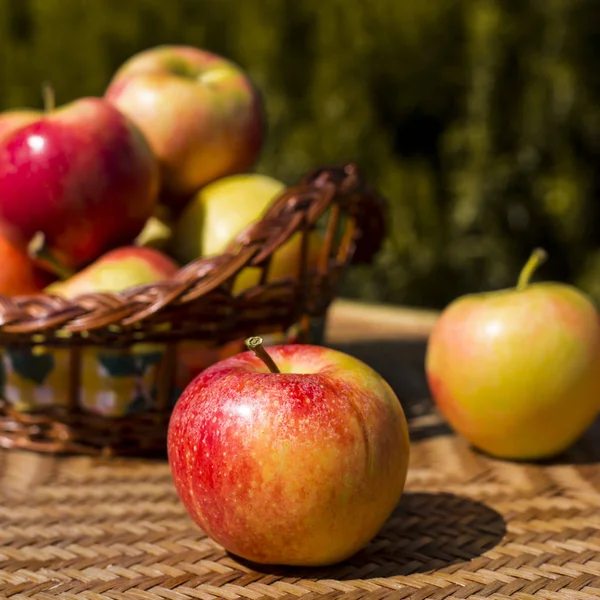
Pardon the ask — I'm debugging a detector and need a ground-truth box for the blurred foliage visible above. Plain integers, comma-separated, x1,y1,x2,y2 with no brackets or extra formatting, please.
1,0,600,309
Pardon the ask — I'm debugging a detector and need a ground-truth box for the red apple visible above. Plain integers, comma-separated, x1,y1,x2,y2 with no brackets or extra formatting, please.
45,246,180,299
426,249,600,460
105,45,264,204
0,110,40,144
0,97,160,270
167,337,410,566
0,232,53,296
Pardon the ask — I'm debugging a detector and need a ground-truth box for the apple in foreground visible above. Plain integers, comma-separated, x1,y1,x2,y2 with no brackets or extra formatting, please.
167,337,410,566
425,249,600,460
0,97,159,270
170,173,322,294
45,246,180,299
105,45,264,204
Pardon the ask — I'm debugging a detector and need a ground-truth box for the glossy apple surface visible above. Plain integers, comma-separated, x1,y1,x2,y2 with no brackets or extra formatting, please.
0,110,40,144
0,98,159,270
46,246,179,298
167,342,410,566
426,250,600,460
105,45,264,203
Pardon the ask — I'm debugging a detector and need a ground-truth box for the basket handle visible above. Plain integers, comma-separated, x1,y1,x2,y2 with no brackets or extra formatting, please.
300,162,387,265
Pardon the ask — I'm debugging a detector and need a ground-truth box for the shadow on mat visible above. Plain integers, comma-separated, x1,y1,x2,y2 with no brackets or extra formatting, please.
231,491,507,580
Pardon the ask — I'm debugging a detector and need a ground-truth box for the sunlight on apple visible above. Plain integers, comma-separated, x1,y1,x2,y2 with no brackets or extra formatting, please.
483,320,503,339
27,135,46,153
168,340,410,566
426,249,600,460
233,403,253,419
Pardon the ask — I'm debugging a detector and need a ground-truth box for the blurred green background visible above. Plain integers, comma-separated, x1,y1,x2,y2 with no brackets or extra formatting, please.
1,0,600,310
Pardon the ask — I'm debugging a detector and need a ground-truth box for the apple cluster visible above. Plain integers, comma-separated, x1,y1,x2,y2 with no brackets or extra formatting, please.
0,45,412,569
0,45,296,300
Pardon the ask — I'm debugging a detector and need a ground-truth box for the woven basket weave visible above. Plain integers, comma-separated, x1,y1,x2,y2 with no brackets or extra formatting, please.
0,162,386,456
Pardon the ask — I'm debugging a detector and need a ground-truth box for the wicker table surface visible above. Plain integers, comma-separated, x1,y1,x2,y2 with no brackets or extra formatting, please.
0,300,599,600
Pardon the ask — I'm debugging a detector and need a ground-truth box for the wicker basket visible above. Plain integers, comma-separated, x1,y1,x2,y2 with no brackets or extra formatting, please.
0,163,386,456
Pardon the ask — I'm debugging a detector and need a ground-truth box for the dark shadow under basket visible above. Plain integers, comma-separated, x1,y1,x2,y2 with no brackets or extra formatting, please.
0,163,386,456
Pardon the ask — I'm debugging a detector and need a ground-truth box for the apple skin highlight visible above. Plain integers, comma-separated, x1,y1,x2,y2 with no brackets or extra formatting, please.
167,344,409,567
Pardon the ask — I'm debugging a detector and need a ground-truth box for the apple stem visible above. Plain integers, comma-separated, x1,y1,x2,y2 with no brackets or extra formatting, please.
245,336,281,374
28,232,74,281
42,82,55,113
516,248,548,291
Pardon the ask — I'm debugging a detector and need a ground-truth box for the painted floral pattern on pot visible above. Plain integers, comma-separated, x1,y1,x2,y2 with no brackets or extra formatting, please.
0,326,301,417
0,346,71,411
0,344,167,417
80,343,165,417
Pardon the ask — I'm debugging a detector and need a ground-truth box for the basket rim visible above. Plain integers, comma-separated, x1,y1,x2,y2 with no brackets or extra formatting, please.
0,162,386,342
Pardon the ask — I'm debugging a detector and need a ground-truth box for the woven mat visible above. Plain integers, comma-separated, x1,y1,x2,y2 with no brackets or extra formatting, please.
0,410,598,600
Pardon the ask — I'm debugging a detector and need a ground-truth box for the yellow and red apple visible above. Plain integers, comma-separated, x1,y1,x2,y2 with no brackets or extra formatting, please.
105,45,264,206
167,338,410,566
45,245,180,299
426,249,600,460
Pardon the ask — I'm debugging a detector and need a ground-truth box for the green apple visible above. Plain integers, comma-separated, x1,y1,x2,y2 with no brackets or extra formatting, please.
425,249,600,460
172,173,284,261
135,204,174,251
171,173,321,294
